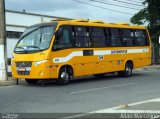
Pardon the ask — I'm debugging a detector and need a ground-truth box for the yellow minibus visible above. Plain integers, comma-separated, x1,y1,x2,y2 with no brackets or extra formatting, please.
11,19,151,85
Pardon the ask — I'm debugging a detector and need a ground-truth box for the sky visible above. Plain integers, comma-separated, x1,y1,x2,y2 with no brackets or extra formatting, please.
5,0,145,23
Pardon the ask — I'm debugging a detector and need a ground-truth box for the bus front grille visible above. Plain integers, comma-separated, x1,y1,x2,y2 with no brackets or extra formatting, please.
17,71,30,75
16,62,32,67
16,62,32,75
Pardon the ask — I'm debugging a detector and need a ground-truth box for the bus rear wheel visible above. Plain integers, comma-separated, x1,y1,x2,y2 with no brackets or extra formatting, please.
25,79,38,85
57,67,72,85
118,63,133,77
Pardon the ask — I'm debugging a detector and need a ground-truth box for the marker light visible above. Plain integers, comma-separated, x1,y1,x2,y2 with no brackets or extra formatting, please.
34,60,47,67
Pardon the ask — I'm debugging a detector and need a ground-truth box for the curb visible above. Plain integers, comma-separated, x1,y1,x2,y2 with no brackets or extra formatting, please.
140,65,160,70
0,78,26,86
0,79,17,86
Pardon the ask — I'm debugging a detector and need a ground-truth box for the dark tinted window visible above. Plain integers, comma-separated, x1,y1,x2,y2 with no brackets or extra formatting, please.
135,30,147,46
54,26,72,49
105,28,110,46
7,31,23,38
91,27,106,47
73,26,90,47
110,28,122,46
122,29,135,46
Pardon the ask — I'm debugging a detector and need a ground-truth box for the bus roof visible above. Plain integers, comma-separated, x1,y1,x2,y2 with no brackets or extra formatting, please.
28,22,58,29
28,19,146,30
55,19,146,29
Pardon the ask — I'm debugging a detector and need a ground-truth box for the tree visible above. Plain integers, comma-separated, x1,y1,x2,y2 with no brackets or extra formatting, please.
130,0,160,44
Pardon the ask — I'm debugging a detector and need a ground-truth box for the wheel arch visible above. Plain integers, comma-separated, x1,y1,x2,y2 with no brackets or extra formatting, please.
124,60,134,69
58,64,74,77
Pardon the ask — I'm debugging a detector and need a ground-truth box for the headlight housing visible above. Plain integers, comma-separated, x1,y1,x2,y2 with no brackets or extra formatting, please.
34,60,47,67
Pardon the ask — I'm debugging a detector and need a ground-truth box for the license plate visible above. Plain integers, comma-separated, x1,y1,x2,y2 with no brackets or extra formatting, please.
18,67,26,72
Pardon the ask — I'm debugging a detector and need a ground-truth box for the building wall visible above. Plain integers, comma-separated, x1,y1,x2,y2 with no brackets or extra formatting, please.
6,10,70,76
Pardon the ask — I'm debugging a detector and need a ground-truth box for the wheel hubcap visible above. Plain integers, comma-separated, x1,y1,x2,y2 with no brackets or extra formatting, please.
61,72,69,82
126,66,131,75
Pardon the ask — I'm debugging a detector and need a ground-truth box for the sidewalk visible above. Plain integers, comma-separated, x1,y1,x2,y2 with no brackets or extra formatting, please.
142,64,160,70
134,64,160,72
0,77,25,86
0,64,160,86
0,78,18,86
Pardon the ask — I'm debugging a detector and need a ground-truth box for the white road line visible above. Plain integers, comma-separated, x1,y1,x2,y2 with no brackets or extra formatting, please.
91,110,160,113
127,98,160,107
62,113,91,119
70,83,135,94
62,98,160,119
62,110,160,119
91,97,160,113
134,69,160,72
141,70,160,73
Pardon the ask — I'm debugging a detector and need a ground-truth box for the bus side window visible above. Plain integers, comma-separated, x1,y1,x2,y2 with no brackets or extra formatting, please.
105,28,110,46
73,26,90,48
53,26,72,50
135,30,146,46
110,28,122,47
91,27,106,47
122,29,134,46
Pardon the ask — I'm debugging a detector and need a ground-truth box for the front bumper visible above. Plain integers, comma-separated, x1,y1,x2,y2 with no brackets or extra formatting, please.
11,60,51,79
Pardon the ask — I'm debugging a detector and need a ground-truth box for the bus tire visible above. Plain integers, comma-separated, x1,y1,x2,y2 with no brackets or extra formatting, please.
94,73,105,78
57,67,72,85
25,79,38,85
118,63,133,77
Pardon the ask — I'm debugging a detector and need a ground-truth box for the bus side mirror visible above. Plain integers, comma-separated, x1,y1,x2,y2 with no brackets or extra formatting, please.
55,27,63,42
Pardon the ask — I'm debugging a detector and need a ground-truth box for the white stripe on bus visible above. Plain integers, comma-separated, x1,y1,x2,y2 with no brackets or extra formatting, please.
53,48,149,63
53,51,83,63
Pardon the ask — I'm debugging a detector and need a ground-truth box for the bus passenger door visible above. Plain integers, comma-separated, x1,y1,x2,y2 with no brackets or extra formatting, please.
51,25,73,78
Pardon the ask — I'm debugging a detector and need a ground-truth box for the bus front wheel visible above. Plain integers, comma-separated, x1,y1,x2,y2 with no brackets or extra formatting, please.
57,67,72,85
118,63,133,77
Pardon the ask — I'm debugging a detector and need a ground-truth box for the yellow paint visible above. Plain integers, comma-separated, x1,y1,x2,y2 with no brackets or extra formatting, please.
11,19,152,80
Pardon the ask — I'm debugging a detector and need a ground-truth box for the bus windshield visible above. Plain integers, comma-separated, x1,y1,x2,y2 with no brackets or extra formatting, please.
14,25,56,53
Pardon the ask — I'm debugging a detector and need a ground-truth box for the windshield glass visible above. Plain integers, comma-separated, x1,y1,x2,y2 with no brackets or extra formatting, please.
14,25,56,53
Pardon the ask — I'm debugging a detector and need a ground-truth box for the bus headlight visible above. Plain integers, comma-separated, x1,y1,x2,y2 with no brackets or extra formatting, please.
34,60,47,67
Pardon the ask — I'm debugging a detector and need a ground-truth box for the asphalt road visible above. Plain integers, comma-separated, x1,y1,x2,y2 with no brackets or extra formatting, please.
0,69,160,118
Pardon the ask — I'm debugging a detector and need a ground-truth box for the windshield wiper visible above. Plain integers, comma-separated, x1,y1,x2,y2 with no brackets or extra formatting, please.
14,46,27,53
26,46,41,51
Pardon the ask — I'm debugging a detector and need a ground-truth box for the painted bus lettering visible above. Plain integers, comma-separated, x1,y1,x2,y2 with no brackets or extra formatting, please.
111,50,127,54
